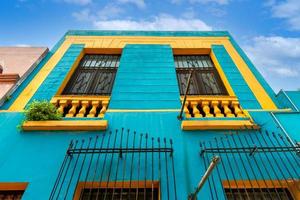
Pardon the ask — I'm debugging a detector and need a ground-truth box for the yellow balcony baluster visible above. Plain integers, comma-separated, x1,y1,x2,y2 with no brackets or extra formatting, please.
76,100,89,118
184,101,191,118
66,100,79,117
57,100,68,114
191,101,202,118
221,100,235,117
232,101,245,117
202,101,213,117
211,100,224,117
87,100,99,117
98,100,108,118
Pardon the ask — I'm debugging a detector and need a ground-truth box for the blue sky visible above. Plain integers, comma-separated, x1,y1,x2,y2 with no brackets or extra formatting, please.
0,0,299,92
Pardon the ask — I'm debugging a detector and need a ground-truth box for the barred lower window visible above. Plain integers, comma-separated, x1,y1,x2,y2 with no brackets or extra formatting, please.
80,187,159,200
225,188,294,200
63,54,120,95
175,55,227,95
0,190,24,200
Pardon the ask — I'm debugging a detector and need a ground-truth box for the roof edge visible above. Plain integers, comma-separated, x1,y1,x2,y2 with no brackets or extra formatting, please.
65,30,230,37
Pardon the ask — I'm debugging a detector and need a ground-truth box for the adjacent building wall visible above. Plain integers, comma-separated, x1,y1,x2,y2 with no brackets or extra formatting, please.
0,47,48,104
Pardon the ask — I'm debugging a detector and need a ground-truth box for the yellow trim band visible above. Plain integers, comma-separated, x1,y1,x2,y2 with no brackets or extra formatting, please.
181,120,259,130
107,109,180,113
22,120,108,131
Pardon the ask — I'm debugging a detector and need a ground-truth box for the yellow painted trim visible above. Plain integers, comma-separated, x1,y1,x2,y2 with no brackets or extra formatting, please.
107,109,180,113
51,95,110,102
22,120,108,131
245,108,292,112
210,51,235,96
222,39,277,109
172,48,211,55
9,40,73,111
10,35,277,111
181,120,259,130
84,48,123,54
180,95,238,101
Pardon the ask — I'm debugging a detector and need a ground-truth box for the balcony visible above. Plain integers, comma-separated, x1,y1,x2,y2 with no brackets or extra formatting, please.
181,95,247,118
50,95,110,118
180,96,259,130
21,96,109,131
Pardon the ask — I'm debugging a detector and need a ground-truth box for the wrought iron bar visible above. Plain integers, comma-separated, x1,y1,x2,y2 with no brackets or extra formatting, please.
177,70,193,120
50,129,177,200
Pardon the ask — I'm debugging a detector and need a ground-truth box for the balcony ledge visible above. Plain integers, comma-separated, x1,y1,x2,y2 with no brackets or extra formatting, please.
22,120,108,131
181,119,259,130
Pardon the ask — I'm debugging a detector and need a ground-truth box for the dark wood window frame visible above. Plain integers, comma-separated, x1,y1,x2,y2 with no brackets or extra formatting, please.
175,55,228,95
63,54,120,95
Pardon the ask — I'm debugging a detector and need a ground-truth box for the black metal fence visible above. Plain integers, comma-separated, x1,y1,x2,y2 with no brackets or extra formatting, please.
49,128,177,200
200,130,300,200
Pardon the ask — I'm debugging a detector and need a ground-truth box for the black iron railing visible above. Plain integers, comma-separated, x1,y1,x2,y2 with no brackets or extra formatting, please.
49,129,177,200
200,130,300,200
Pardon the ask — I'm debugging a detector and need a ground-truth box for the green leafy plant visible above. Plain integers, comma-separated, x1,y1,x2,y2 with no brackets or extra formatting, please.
24,100,62,121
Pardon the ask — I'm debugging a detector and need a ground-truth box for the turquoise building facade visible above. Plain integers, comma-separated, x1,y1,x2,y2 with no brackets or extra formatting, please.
0,31,299,200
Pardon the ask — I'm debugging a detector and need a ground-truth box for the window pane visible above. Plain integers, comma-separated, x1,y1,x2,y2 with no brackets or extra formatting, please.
175,55,227,95
63,54,120,95
68,71,94,94
92,70,116,94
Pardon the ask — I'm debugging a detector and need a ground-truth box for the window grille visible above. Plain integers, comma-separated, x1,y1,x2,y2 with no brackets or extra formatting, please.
0,190,24,200
175,55,227,95
225,188,293,200
63,54,120,95
49,128,177,200
80,187,159,200
199,130,300,199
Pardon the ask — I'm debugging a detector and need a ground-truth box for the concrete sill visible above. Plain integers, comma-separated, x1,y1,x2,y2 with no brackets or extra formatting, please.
181,120,259,131
22,120,108,131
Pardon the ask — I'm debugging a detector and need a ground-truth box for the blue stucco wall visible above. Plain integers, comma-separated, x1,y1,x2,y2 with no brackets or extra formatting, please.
110,44,181,109
212,45,261,109
27,44,84,104
284,91,300,111
274,112,300,141
0,110,297,199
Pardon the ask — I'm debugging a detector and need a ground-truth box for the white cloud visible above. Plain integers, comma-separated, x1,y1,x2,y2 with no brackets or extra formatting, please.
97,4,124,20
72,9,93,21
62,0,91,5
118,0,146,9
189,0,230,5
269,0,300,30
243,36,300,78
72,4,124,22
93,14,212,31
171,0,230,5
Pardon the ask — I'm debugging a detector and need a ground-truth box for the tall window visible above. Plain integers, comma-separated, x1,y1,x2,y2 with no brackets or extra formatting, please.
63,54,120,95
175,55,227,95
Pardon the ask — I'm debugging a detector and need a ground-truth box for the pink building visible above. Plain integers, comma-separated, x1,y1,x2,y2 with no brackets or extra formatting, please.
0,47,48,105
